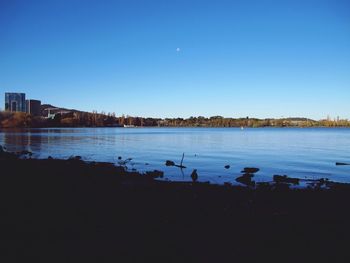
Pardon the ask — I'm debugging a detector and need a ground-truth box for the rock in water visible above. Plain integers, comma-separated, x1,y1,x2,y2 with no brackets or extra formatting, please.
273,175,299,185
241,167,259,174
145,170,164,178
236,173,255,187
191,169,198,182
165,160,175,166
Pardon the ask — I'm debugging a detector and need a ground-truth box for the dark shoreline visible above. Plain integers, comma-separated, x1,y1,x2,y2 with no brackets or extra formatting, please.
1,151,350,262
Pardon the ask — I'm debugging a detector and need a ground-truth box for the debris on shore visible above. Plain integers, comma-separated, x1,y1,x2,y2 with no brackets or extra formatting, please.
236,167,260,187
273,174,300,185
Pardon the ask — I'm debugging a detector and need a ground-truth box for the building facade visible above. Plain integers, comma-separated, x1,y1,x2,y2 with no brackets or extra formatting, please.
5,93,26,112
26,99,41,116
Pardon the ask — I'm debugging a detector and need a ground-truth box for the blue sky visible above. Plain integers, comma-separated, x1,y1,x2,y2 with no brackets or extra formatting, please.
0,0,349,119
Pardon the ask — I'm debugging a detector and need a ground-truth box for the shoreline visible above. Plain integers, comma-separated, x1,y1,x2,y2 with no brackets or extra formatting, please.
1,150,350,261
2,125,350,129
1,148,348,188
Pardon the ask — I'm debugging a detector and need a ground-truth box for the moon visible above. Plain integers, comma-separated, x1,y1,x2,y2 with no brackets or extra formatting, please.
176,47,181,52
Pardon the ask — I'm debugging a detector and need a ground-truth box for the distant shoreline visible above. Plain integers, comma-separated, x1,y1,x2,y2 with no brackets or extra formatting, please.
1,125,350,130
1,111,350,128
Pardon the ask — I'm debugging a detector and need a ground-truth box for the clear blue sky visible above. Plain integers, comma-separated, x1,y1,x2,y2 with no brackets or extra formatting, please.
1,0,349,119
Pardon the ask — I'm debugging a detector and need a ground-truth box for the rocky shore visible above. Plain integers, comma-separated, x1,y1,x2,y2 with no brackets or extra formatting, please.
1,149,350,262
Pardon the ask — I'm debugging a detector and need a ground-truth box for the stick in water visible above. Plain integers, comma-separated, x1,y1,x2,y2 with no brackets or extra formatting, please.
174,153,186,169
180,152,184,167
336,162,350,166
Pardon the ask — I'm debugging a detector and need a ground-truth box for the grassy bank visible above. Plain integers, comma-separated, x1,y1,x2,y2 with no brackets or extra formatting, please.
1,151,350,262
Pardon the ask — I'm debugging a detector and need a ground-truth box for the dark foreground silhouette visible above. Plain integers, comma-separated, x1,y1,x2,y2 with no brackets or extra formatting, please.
1,152,350,262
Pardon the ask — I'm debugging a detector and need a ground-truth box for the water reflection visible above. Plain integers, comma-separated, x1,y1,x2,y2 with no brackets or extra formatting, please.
2,129,43,154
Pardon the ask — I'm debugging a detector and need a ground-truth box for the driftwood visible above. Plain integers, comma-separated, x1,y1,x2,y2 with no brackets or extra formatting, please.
175,153,186,168
165,153,186,169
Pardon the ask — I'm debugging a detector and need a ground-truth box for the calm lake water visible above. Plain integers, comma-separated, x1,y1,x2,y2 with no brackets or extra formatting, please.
1,127,349,184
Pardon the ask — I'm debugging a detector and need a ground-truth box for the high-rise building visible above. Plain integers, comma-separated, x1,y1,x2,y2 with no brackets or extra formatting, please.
5,93,26,112
26,99,41,116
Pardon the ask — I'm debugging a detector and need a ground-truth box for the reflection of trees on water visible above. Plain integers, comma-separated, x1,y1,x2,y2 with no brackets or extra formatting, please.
1,129,65,157
1,129,76,155
0,128,122,159
2,129,43,154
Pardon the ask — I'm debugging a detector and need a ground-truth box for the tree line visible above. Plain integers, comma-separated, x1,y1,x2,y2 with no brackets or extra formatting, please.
1,111,350,128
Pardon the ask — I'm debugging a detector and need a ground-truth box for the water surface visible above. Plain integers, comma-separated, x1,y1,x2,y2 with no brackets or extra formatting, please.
1,127,349,184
